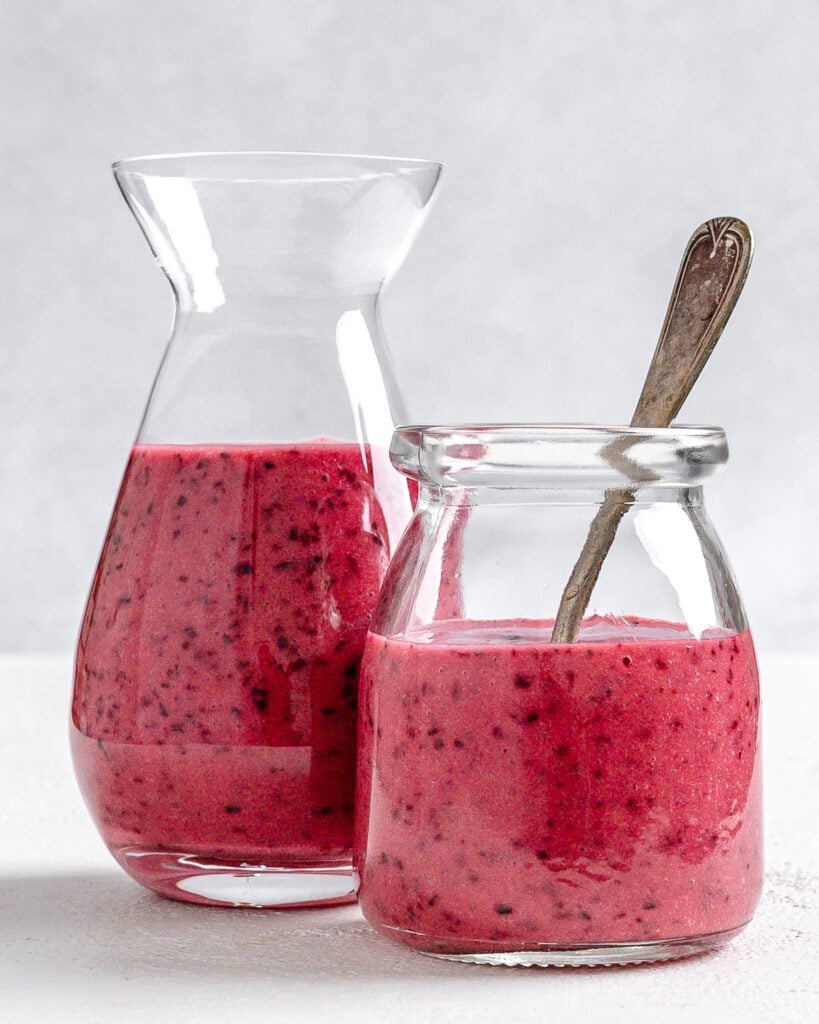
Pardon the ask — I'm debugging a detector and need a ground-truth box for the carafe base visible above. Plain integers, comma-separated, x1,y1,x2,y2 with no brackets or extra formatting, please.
113,847,357,908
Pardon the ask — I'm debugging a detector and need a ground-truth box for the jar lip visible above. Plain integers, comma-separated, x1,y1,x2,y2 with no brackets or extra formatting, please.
391,423,729,488
395,422,726,441
112,151,444,183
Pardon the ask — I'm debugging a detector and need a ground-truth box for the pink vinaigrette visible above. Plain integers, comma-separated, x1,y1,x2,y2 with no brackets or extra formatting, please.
73,443,393,904
356,619,762,958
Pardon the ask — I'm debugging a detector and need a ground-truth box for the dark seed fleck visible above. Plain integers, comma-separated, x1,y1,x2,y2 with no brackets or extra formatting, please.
251,687,269,711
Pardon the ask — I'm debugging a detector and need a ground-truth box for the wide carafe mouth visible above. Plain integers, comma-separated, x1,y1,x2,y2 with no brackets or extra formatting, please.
112,151,444,303
112,150,443,183
390,424,729,488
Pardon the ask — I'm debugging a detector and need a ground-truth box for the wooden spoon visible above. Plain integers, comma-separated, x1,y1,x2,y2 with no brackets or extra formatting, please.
550,217,754,644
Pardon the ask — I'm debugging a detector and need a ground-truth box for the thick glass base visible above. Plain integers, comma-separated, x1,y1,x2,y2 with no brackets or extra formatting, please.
397,924,747,967
114,847,357,908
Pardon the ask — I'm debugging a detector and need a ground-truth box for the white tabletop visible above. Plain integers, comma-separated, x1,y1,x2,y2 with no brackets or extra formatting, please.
1,652,816,1023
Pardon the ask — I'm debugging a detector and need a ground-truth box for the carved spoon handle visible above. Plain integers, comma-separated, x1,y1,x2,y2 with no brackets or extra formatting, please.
550,217,754,645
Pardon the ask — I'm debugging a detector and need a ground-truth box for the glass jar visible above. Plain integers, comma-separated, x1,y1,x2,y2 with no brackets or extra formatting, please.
354,425,762,965
70,152,442,907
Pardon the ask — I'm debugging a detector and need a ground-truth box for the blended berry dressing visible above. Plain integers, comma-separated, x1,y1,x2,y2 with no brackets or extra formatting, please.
72,442,400,901
355,618,762,954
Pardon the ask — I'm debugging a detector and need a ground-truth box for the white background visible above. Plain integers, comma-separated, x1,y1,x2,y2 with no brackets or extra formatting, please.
2,0,818,650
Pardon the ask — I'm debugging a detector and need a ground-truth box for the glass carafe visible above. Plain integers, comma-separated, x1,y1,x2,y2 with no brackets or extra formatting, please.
71,152,443,907
355,425,763,964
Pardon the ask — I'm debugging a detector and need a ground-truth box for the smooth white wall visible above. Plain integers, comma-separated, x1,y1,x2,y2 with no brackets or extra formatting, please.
2,0,816,651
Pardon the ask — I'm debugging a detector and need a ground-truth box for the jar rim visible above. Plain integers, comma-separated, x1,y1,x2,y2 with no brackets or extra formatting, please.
391,423,729,488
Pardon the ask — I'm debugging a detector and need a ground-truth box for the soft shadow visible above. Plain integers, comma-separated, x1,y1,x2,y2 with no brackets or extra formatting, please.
1,870,729,993
0,870,464,984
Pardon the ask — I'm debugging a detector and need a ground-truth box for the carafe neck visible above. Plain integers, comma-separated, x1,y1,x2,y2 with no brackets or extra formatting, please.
137,293,405,446
114,153,442,446
171,291,380,336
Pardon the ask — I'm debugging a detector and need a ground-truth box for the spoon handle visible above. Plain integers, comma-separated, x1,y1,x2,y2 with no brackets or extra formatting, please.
631,218,753,426
550,217,753,644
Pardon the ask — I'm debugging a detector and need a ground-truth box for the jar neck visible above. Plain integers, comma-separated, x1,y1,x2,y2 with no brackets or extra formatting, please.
420,484,705,508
